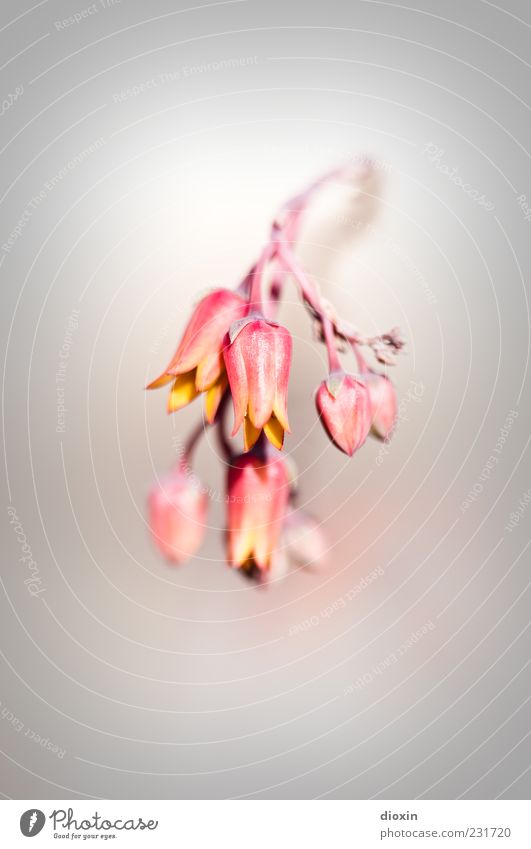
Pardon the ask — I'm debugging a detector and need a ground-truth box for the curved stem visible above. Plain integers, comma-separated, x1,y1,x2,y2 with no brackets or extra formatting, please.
248,242,276,313
352,341,369,374
237,161,403,365
322,313,342,374
246,163,352,314
278,240,402,365
276,240,342,372
277,163,349,229
275,241,323,318
215,391,235,464
236,264,255,298
178,420,205,470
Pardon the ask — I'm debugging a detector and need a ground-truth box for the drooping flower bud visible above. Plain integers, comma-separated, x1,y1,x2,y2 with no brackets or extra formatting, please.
148,465,208,564
316,372,371,456
282,510,328,569
147,288,247,423
224,317,292,451
227,453,289,571
364,372,397,441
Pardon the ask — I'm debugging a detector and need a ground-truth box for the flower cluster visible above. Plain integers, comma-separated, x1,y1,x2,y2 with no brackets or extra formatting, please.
146,163,403,583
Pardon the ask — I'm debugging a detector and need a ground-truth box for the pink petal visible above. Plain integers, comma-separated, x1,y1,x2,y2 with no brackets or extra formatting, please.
223,332,249,436
272,323,292,431
244,321,276,430
226,455,289,569
165,289,246,375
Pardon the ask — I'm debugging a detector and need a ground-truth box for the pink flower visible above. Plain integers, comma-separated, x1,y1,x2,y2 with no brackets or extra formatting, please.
223,317,292,451
147,289,247,423
148,466,208,563
282,510,328,569
316,372,371,456
227,453,289,571
364,373,397,440
144,165,407,584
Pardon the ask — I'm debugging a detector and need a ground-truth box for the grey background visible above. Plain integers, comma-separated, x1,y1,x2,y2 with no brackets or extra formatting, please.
1,0,530,800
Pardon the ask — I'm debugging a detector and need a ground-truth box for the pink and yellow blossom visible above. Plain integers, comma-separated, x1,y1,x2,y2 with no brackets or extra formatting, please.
227,453,289,571
224,317,292,451
147,288,247,423
145,164,405,582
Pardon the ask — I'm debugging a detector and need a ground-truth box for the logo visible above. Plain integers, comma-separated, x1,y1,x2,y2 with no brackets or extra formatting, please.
20,809,46,837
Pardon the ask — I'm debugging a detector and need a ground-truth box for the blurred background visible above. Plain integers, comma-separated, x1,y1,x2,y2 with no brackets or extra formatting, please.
1,0,530,799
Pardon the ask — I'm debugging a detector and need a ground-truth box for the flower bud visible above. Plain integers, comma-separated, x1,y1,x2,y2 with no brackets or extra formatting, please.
315,372,371,456
364,373,397,441
148,466,208,564
224,317,292,451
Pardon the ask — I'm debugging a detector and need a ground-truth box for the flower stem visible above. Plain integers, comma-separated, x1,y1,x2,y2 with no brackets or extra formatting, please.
276,240,342,372
248,242,276,313
352,342,369,373
179,420,205,469
215,391,235,463
322,313,342,374
275,241,323,317
245,163,349,314
240,162,403,365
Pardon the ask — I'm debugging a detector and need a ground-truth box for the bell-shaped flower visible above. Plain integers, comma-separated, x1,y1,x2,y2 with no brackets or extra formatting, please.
148,465,208,563
147,288,247,423
316,372,371,456
227,453,289,571
223,317,292,451
364,372,397,441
